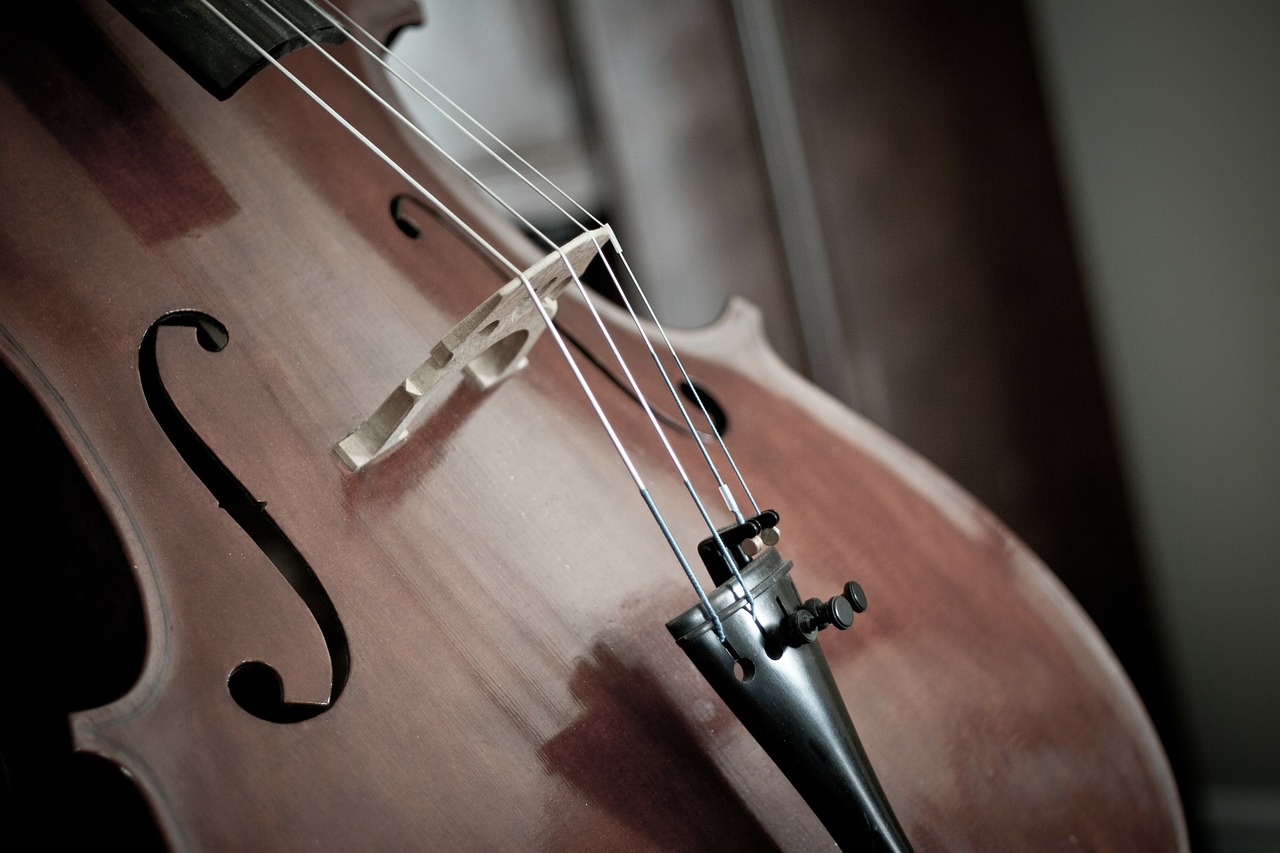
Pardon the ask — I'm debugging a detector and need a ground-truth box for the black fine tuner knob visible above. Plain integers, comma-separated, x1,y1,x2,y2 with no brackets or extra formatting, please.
780,607,820,646
823,595,855,629
775,581,869,648
843,581,868,613
809,595,855,630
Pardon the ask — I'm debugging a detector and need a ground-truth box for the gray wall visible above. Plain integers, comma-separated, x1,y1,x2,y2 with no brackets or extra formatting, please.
1028,0,1280,845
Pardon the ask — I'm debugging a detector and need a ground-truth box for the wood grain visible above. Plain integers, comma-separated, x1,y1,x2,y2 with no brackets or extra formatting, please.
0,1,1185,849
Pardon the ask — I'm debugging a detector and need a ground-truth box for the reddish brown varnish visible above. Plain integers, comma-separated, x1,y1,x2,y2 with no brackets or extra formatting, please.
0,1,1186,850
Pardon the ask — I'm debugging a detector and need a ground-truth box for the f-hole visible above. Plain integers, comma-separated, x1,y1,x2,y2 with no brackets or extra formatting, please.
390,194,423,239
679,380,728,436
139,310,349,723
391,193,510,278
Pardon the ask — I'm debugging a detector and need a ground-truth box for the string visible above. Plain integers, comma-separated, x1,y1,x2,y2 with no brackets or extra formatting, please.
257,0,753,612
197,0,783,637
310,0,763,520
194,0,729,641
301,0,768,616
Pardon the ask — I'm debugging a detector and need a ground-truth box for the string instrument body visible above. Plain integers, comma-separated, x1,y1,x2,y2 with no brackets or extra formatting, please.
0,1,1185,849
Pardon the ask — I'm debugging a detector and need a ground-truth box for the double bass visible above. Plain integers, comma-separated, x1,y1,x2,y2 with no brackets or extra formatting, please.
0,0,1186,849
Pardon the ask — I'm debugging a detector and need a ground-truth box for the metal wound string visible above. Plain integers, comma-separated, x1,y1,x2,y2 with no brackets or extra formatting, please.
197,0,728,641
294,0,759,607
261,0,752,610
312,0,763,521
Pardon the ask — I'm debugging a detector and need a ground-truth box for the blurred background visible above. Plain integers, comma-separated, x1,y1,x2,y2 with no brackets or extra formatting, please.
389,1,1279,849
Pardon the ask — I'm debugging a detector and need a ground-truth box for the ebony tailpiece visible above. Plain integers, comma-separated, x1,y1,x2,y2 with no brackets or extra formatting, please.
667,513,912,852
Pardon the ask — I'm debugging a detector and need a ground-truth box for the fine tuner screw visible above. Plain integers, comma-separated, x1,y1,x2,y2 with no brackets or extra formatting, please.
778,581,869,648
